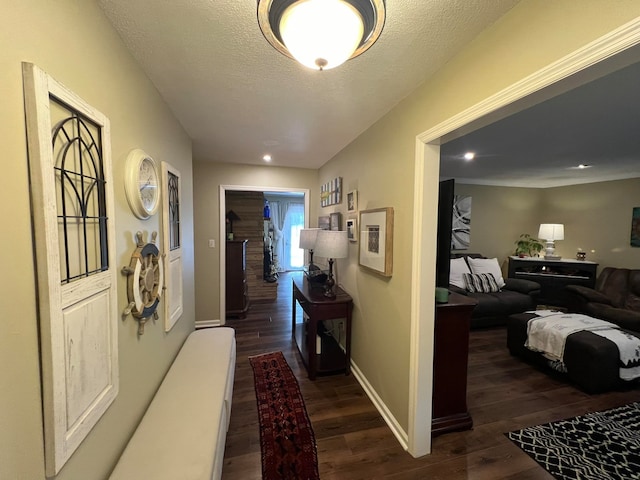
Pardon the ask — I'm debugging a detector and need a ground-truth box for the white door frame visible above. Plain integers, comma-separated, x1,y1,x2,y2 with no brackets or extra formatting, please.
218,185,310,325
408,18,640,456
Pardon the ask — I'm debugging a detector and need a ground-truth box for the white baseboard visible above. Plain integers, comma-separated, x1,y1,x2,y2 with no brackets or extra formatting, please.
195,319,221,329
350,360,409,450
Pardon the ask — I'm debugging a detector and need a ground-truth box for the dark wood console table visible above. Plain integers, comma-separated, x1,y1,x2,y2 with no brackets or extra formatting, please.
292,276,353,380
432,291,477,436
508,256,598,307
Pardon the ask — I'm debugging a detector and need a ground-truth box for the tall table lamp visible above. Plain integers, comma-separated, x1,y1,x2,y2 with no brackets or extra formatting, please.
299,228,321,270
538,223,564,260
314,230,349,298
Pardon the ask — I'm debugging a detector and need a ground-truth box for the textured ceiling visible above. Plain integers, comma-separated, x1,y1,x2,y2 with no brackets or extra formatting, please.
97,0,521,169
97,0,638,187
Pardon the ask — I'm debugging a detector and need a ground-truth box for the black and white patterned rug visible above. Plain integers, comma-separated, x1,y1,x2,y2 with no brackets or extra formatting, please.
507,402,640,479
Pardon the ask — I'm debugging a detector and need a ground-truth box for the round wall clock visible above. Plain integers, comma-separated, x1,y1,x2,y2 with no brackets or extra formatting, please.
124,149,160,219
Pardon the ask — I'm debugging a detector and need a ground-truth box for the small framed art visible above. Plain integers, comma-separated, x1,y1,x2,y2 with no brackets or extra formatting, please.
346,217,357,242
318,216,330,230
347,190,358,213
359,207,394,276
330,212,342,231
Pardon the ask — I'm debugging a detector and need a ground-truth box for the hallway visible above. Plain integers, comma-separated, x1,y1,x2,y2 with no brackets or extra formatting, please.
222,272,410,479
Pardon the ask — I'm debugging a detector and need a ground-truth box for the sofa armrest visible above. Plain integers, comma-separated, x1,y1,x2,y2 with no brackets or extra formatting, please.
589,304,640,333
565,284,613,305
504,278,541,295
448,285,468,296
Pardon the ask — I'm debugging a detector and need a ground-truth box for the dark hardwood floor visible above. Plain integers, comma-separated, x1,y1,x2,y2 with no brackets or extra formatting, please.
222,272,640,479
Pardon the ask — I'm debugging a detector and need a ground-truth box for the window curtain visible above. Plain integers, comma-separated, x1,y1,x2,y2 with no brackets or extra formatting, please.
269,200,284,272
267,199,305,272
281,202,305,270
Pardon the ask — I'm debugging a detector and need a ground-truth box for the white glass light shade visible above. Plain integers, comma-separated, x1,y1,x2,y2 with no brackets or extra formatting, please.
314,230,349,259
280,0,364,70
538,223,565,241
299,228,321,249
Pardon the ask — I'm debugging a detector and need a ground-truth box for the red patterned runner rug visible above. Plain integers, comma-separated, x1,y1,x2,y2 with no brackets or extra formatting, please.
249,351,320,480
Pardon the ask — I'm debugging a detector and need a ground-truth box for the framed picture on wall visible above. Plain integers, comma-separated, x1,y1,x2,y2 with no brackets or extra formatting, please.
318,216,331,230
321,177,342,207
359,207,394,277
632,207,640,247
346,217,357,242
330,212,342,231
347,190,358,213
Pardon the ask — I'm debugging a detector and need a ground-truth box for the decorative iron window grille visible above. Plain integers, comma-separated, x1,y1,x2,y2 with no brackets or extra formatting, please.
51,97,108,284
168,171,181,250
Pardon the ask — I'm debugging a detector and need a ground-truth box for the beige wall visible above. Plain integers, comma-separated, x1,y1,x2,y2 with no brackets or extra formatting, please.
1,2,194,479
193,161,318,322
454,179,640,275
320,1,640,432
543,178,640,269
453,184,543,270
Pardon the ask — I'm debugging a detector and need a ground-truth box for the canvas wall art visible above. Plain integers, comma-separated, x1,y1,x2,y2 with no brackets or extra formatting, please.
321,177,342,207
451,195,472,250
631,207,640,247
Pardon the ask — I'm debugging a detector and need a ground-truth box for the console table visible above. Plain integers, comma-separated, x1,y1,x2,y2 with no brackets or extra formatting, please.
508,256,598,308
432,292,477,436
292,276,353,380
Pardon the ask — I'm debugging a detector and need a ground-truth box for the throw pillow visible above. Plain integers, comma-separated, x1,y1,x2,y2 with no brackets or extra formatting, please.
467,257,506,288
450,257,471,289
463,273,501,293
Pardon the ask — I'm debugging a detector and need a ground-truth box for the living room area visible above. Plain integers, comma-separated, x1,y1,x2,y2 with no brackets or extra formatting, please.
430,48,640,476
448,177,640,280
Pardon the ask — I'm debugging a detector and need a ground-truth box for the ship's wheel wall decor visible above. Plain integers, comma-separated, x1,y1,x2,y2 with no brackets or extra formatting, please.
122,231,164,335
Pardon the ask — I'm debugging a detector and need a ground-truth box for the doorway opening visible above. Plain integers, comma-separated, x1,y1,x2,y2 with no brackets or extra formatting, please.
219,185,310,325
409,21,640,458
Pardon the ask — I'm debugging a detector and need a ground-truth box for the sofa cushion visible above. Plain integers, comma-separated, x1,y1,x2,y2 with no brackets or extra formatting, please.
450,257,471,289
465,292,504,318
463,273,500,293
467,257,506,288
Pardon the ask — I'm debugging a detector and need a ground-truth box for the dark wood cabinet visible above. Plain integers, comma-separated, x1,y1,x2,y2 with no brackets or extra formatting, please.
292,276,353,380
508,256,598,307
226,240,249,318
432,292,477,437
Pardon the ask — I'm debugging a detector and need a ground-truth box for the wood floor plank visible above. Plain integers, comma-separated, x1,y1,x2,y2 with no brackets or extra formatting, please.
222,272,640,479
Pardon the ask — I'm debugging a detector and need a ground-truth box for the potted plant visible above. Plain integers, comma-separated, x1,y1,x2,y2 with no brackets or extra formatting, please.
514,233,544,257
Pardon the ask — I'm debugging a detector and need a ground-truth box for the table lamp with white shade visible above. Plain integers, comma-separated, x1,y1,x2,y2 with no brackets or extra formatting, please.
314,230,349,298
538,223,564,260
299,228,321,270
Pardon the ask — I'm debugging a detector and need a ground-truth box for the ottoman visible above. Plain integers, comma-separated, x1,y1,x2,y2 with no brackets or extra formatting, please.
507,313,627,393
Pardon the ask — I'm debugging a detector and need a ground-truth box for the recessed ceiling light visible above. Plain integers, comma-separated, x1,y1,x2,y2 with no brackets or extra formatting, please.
464,152,475,161
263,154,272,162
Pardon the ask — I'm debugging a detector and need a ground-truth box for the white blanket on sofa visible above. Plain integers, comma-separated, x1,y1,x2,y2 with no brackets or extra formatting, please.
525,310,640,380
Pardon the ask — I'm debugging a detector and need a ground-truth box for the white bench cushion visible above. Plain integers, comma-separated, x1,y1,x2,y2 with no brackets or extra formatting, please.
110,327,236,480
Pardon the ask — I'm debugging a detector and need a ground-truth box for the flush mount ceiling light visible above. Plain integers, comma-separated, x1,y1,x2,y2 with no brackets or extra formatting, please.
257,0,386,71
